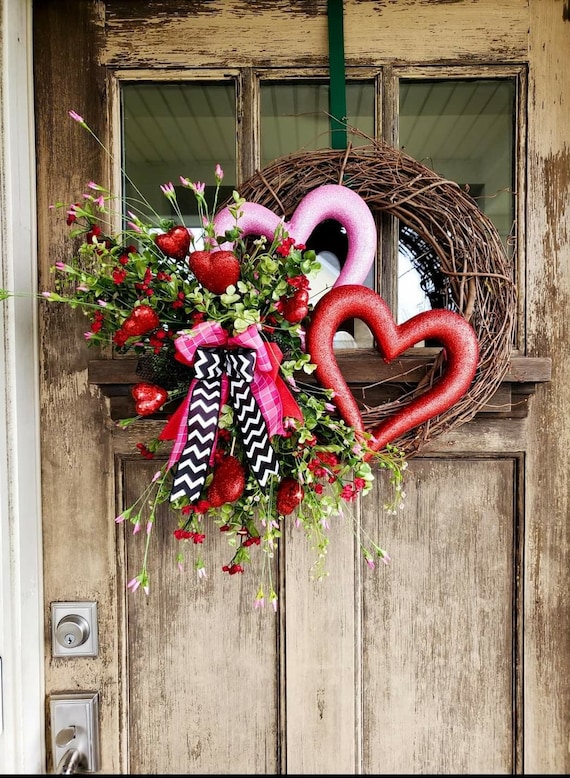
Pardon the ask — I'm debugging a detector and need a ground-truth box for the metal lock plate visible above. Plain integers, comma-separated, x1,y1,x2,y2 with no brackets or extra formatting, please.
51,602,98,658
50,691,100,773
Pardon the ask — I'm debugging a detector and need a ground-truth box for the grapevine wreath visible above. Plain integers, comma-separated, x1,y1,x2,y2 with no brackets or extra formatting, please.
235,137,517,455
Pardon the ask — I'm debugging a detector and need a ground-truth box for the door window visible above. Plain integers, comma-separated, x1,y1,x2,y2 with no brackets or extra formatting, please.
119,74,517,342
397,77,516,323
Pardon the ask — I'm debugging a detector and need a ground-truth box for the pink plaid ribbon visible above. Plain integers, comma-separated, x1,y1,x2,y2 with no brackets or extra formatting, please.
166,321,284,469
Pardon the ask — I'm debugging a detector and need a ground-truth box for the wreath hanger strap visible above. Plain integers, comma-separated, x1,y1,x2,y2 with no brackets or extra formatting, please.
327,0,347,150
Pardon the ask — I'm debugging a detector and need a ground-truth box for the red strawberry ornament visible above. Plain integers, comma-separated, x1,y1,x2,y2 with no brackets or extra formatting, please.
276,476,305,515
155,226,191,260
206,454,246,507
281,288,310,323
189,250,241,294
132,382,168,416
121,305,160,337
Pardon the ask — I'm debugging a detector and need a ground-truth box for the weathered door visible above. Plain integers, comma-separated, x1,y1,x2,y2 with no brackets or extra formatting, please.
34,1,569,774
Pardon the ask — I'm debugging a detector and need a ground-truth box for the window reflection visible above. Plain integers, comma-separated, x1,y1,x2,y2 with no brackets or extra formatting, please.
121,82,237,231
398,78,516,327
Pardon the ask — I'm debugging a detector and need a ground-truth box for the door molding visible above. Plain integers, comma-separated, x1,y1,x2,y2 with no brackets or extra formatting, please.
0,0,44,772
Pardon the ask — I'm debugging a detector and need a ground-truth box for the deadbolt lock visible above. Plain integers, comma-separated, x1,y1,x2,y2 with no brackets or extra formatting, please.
55,614,90,649
51,602,98,658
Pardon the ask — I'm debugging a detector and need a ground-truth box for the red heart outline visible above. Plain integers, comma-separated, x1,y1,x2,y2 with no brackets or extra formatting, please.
306,286,479,457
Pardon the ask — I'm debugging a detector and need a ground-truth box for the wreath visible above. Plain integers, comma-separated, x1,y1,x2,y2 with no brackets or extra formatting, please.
236,139,517,455
2,114,511,609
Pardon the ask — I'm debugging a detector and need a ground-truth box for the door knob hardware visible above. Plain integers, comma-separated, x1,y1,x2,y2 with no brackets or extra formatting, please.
51,602,98,658
50,691,100,774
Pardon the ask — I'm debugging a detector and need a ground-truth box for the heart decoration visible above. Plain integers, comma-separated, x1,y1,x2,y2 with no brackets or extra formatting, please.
276,476,305,516
121,305,160,337
207,455,246,507
132,382,168,416
280,288,310,323
213,184,377,288
155,225,191,260
306,285,479,457
188,249,241,294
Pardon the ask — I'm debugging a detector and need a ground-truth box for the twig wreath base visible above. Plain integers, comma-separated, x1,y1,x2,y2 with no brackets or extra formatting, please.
236,139,517,455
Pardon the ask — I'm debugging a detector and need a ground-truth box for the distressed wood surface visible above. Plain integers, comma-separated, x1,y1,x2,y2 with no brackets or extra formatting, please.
362,457,519,773
88,354,552,386
35,0,570,774
101,0,529,68
524,1,570,773
122,459,280,774
33,1,123,774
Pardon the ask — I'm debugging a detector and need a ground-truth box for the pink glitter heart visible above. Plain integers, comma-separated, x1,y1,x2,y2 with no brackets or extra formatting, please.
213,184,377,288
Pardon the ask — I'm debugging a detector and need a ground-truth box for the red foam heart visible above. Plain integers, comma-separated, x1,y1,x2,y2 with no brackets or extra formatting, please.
132,382,168,416
306,286,479,456
189,249,241,294
155,226,191,260
121,305,160,337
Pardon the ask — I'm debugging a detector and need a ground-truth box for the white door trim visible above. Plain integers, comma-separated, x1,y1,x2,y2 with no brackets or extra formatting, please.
0,0,45,773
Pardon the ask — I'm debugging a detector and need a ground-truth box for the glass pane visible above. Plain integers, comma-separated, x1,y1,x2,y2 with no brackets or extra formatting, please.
398,78,516,324
260,81,374,166
121,82,236,234
261,81,375,348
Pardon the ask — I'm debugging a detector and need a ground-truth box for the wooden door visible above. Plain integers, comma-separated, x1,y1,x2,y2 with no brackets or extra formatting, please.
34,1,569,774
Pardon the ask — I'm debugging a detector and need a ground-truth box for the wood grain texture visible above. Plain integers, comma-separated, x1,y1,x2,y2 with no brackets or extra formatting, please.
34,0,570,774
524,0,570,772
123,458,280,774
362,456,519,773
33,1,123,774
101,0,529,68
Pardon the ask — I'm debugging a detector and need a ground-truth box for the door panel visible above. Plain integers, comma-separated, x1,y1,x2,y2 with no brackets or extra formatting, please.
34,1,570,774
363,457,518,774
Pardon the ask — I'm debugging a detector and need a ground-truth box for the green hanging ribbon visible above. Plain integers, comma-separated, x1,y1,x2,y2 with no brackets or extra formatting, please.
327,0,347,150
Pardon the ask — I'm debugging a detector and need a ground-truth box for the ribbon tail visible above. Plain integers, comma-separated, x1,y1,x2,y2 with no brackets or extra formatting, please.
264,341,304,422
169,375,222,503
228,376,279,487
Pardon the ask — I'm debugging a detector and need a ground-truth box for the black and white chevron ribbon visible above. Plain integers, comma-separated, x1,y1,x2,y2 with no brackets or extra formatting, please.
170,346,279,503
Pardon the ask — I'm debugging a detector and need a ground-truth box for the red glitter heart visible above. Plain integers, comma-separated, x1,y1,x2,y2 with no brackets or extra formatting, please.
155,226,191,260
188,250,241,294
132,382,168,416
281,289,310,323
121,305,160,337
207,455,246,507
276,476,305,515
306,285,479,457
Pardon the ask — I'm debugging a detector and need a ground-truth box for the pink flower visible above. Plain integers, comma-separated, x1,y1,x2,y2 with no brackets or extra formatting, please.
68,109,84,124
127,577,140,592
215,164,224,182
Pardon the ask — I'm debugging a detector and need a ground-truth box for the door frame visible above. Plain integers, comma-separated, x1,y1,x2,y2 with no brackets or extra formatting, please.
0,0,45,772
